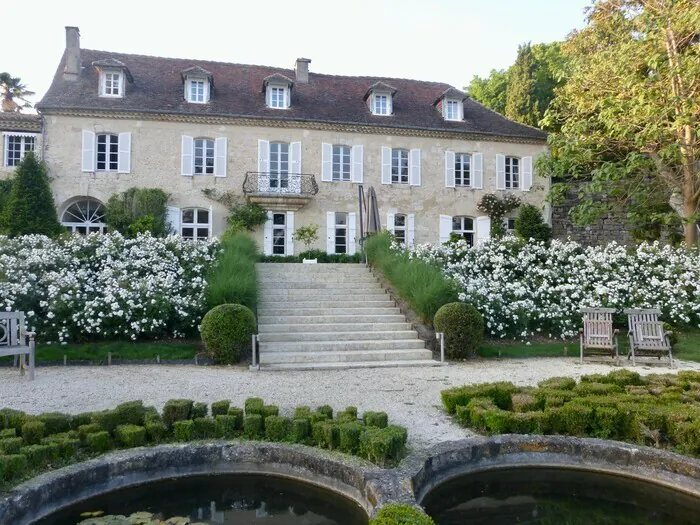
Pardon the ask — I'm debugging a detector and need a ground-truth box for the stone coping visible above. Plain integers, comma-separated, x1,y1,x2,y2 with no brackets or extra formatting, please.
3,436,700,524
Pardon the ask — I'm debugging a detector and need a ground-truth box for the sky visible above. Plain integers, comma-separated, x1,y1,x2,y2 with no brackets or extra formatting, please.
4,0,591,109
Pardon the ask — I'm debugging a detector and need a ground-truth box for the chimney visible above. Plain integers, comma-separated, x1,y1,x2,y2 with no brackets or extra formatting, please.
294,58,311,83
63,26,81,81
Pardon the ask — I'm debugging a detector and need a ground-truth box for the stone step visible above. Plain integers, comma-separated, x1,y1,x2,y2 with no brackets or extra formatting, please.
259,282,380,290
259,339,426,353
257,300,396,309
257,263,369,273
258,275,377,283
259,349,434,364
257,307,401,316
260,289,388,299
257,322,412,333
257,330,419,343
259,360,445,371
258,314,407,325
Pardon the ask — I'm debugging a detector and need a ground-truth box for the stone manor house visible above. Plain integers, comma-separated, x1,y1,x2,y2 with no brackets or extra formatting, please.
1,27,549,255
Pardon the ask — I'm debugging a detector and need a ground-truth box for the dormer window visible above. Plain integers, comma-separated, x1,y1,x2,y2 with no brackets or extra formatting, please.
262,73,294,109
373,94,389,115
364,81,397,116
434,87,467,122
269,85,289,108
444,99,463,121
181,66,213,104
102,71,122,97
93,59,133,98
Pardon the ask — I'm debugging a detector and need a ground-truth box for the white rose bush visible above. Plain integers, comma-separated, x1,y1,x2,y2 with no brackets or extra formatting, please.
408,237,700,340
0,233,218,343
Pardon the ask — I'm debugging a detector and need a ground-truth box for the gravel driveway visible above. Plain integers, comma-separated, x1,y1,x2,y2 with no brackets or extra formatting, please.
2,358,698,448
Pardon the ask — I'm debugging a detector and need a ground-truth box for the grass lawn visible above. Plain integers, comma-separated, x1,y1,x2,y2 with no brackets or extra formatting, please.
478,328,700,363
0,341,200,364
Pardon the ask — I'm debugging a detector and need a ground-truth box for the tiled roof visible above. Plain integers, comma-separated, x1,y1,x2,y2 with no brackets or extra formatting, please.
0,112,42,132
38,49,547,142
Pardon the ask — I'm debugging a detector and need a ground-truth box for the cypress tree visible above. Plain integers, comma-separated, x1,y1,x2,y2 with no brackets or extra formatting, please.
505,43,539,127
2,152,62,237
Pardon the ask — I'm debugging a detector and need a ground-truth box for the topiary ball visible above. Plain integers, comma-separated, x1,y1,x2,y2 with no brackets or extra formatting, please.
433,302,485,359
200,304,257,364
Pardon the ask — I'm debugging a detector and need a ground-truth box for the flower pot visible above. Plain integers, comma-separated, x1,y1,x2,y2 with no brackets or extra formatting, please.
302,258,318,264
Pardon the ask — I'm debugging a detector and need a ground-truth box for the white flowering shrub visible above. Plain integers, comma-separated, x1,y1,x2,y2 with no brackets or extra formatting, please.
409,237,700,339
0,233,218,343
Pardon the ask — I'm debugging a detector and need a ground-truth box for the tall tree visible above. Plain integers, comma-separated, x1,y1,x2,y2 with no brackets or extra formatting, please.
541,0,700,245
505,43,540,127
465,69,508,115
1,153,62,237
0,73,34,112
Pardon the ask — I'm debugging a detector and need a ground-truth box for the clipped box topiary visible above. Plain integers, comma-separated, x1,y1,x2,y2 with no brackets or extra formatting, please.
86,431,111,453
291,418,310,444
363,411,388,429
173,420,194,442
369,504,435,525
200,303,257,364
227,407,244,429
264,416,290,442
114,401,146,426
21,421,46,446
262,405,279,418
193,418,218,439
162,399,194,428
434,302,485,359
0,437,23,455
145,422,168,443
244,414,264,439
211,400,231,417
191,402,208,420
0,454,28,482
245,397,265,416
37,413,73,435
115,424,147,447
0,428,16,439
215,415,238,438
78,423,103,441
339,422,363,454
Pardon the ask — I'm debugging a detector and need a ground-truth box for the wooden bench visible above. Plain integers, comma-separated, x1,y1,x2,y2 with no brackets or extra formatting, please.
0,312,36,380
624,308,673,368
579,307,619,365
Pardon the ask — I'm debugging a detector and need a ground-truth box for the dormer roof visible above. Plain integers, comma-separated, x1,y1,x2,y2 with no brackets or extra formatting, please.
91,59,133,82
181,66,212,80
262,73,294,92
433,87,467,105
363,81,397,100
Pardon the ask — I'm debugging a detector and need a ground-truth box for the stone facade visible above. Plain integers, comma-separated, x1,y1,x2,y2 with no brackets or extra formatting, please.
0,113,42,180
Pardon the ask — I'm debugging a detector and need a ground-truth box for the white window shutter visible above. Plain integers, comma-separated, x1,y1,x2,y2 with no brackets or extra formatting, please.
387,95,393,115
286,211,295,256
263,211,273,256
166,206,181,235
265,87,271,107
81,130,95,172
348,212,357,255
409,149,421,186
351,145,364,183
321,143,332,182
258,139,270,174
496,154,506,190
290,141,302,174
326,211,335,254
473,152,483,189
214,137,227,177
204,81,211,103
476,216,491,244
181,135,194,176
522,156,533,191
445,150,455,188
387,212,395,233
407,213,415,248
208,205,213,238
439,215,452,244
117,132,131,174
381,146,392,185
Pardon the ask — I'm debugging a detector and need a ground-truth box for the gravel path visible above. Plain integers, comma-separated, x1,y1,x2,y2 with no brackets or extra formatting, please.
2,358,698,448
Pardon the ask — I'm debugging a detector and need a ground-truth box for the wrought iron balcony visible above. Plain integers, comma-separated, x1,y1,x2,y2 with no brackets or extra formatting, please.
243,172,319,210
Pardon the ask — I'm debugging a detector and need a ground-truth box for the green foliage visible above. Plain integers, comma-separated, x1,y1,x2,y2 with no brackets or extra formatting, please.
200,303,256,364
477,193,522,238
365,232,458,326
0,72,35,111
37,413,72,435
505,42,540,127
86,431,111,453
145,422,167,443
358,426,407,466
0,180,12,221
339,422,363,454
114,401,146,426
214,415,238,438
466,69,508,115
363,411,388,429
316,405,333,420
441,382,517,414
162,399,193,428
369,504,435,525
312,421,339,449
291,418,310,444
205,233,259,310
229,203,268,232
264,416,290,441
434,302,485,359
191,402,208,419
245,398,265,416
260,250,362,263
514,204,551,244
294,224,320,252
211,400,231,417
173,420,194,442
263,405,279,418
0,429,16,439
78,424,103,441
104,187,169,237
0,438,23,455
115,425,146,447
537,377,576,391
193,417,218,439
0,454,27,482
243,414,264,439
0,408,25,430
21,443,56,468
0,153,62,237
227,407,244,429
21,421,45,445
91,410,120,433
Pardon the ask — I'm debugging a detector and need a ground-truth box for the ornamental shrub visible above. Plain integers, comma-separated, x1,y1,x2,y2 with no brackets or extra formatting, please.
91,410,120,433
114,401,146,426
312,421,339,450
245,398,265,416
262,405,279,418
162,399,193,428
434,302,485,359
0,409,26,431
359,428,393,466
243,415,264,439
104,187,169,237
369,504,435,525
193,418,218,439
205,233,259,311
86,431,111,453
215,415,238,438
37,413,72,435
363,411,388,429
78,424,103,441
115,425,146,447
293,406,311,419
0,438,23,455
200,304,256,364
227,407,244,429
316,405,333,420
264,416,290,441
291,419,310,444
339,422,363,454
0,454,28,482
211,400,231,417
21,421,45,445
515,204,551,244
145,422,167,443
173,420,194,442
191,402,208,420
0,429,16,439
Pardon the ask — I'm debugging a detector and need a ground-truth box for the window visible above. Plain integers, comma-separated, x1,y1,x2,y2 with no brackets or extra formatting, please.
187,79,206,103
335,212,348,254
269,142,289,188
3,134,35,167
96,134,118,171
393,214,407,246
444,100,461,121
455,153,471,187
504,217,517,233
505,156,520,190
101,72,122,97
269,86,288,108
452,216,474,247
373,94,389,115
181,208,210,240
61,199,107,234
193,138,214,175
272,213,286,255
332,145,351,181
391,149,409,184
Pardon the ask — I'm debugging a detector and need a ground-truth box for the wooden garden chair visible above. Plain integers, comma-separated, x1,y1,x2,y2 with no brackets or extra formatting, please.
579,307,619,365
0,312,36,380
624,308,673,368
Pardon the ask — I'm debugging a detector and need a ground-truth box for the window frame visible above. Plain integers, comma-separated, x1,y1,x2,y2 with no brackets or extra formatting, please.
96,133,119,171
332,145,351,182
393,213,407,247
452,216,475,247
454,153,472,187
268,85,289,109
3,133,36,167
271,212,287,255
505,156,521,190
391,148,409,184
503,217,517,234
180,208,211,240
444,99,462,121
269,141,290,188
61,198,107,235
186,78,208,104
334,212,348,254
100,71,123,98
193,138,215,175
371,92,392,116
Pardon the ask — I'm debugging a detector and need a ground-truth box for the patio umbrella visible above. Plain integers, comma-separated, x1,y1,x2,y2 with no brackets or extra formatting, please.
365,186,381,235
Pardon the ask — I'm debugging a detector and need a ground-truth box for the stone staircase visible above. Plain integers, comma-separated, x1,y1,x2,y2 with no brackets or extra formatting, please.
255,263,442,370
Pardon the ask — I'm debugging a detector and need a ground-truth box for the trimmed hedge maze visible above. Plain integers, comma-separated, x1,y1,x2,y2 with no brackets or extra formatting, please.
442,370,700,456
0,398,408,487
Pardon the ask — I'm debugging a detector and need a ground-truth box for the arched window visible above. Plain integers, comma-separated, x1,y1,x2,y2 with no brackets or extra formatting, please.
452,216,474,247
194,138,215,175
61,198,107,234
181,208,210,240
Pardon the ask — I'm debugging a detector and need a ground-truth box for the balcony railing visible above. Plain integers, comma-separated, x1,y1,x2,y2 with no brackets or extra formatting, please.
243,172,319,197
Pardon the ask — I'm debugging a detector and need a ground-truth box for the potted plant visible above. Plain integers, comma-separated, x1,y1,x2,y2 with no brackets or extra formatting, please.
295,224,320,263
